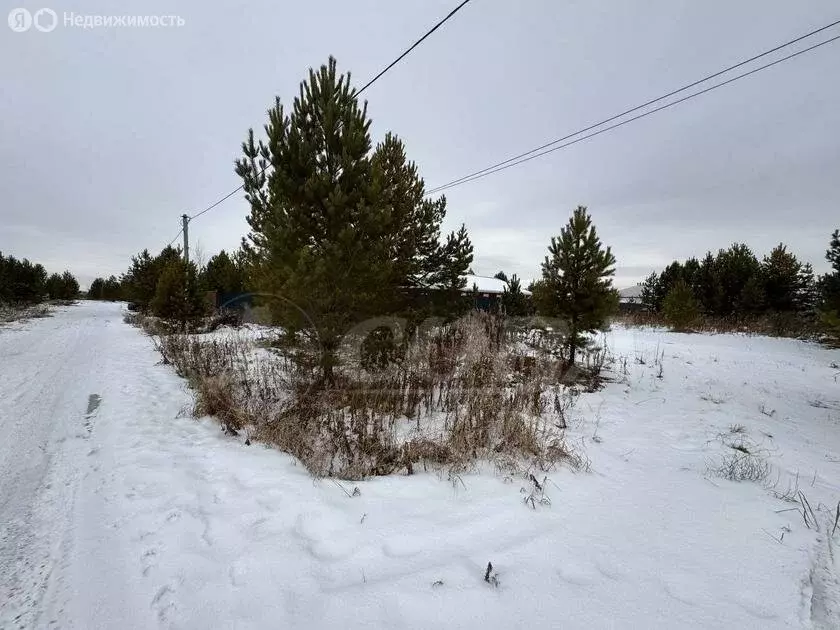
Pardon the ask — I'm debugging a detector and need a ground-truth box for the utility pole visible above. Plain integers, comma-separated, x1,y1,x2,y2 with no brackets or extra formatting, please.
181,214,191,332
181,214,190,265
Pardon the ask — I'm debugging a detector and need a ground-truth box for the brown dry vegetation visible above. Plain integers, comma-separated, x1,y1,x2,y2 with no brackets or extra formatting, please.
136,311,603,479
0,303,52,324
614,310,821,339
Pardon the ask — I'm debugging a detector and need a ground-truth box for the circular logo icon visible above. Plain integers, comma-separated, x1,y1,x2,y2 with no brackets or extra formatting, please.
8,7,32,32
34,8,57,32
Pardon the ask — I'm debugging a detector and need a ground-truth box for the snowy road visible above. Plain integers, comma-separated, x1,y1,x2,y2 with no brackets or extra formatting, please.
0,302,192,628
1,302,839,629
0,303,114,627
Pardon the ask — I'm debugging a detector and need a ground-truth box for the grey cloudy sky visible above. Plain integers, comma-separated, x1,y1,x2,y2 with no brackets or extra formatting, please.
2,0,839,289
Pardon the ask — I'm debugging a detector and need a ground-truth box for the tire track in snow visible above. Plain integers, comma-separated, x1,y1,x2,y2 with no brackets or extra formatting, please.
0,305,106,629
806,532,840,629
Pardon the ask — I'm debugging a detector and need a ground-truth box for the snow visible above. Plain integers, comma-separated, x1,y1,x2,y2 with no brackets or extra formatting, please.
464,274,509,294
2,302,839,629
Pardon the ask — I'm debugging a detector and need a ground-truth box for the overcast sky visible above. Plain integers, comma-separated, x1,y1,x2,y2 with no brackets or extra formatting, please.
2,0,839,289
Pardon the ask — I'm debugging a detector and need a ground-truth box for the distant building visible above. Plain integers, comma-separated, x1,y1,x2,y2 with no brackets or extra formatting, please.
618,284,643,304
463,274,531,311
618,284,645,313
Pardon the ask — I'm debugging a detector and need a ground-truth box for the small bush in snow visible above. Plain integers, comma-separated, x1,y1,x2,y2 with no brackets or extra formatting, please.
662,279,701,332
712,450,770,483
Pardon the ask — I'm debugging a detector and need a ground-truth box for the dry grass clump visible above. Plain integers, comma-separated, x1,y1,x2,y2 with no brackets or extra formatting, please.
713,450,771,482
707,430,771,483
0,303,51,324
614,311,820,339
138,311,602,479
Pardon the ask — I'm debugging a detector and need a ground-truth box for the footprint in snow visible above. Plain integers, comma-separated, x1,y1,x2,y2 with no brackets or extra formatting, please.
595,560,628,582
150,584,176,622
659,572,709,608
308,537,358,562
382,535,426,559
556,563,597,586
141,548,159,577
728,591,779,620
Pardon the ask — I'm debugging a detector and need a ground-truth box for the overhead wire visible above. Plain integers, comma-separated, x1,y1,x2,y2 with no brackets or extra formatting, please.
426,21,840,194
186,0,473,223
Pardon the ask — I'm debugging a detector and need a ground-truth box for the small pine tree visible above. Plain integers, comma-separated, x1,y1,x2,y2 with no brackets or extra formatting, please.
46,273,64,300
696,251,722,315
123,246,181,311
640,272,660,311
716,243,762,316
151,259,205,323
797,263,818,312
662,279,700,332
60,271,79,299
501,274,530,316
88,278,105,300
762,244,807,313
102,276,122,301
827,229,840,272
818,229,840,344
537,206,617,365
236,58,472,380
657,262,685,307
201,250,247,300
737,273,765,315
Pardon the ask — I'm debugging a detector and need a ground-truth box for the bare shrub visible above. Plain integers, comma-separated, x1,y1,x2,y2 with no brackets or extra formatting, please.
711,450,770,482
194,375,244,435
127,311,175,336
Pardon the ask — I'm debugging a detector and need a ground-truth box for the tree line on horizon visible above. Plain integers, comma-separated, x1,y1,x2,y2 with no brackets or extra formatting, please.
639,232,840,337
0,251,79,304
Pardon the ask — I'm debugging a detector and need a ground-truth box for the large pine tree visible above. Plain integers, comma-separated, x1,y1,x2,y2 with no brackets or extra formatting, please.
236,57,472,381
535,206,618,365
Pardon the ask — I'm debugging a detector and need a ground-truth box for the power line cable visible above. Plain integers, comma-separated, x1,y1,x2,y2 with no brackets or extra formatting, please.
166,228,183,248
357,0,472,96
189,187,242,221
427,19,840,194
187,0,472,223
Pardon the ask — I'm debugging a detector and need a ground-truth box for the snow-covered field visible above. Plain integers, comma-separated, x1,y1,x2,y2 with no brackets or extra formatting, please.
1,301,839,629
